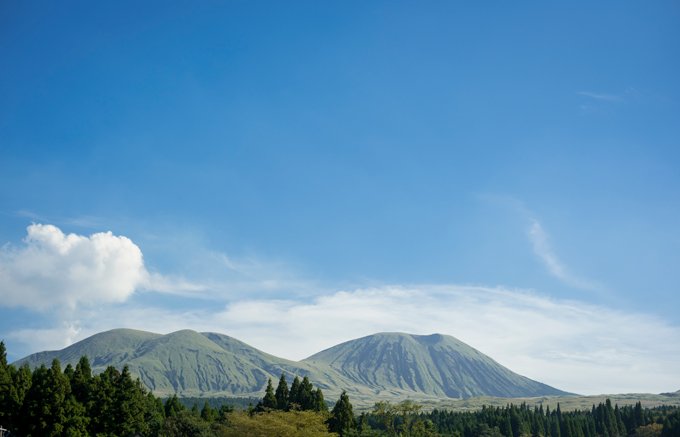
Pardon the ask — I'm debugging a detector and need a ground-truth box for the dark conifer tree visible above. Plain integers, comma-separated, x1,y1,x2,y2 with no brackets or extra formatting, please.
113,365,149,435
144,391,166,435
201,400,217,422
299,376,314,410
634,401,644,428
604,398,618,436
289,375,302,410
6,363,31,432
550,413,562,437
71,355,93,406
501,413,512,437
275,373,289,410
165,394,185,417
63,363,74,380
312,387,327,412
218,404,233,423
0,341,12,427
614,404,625,436
19,365,49,436
46,359,73,435
262,378,277,409
19,359,87,436
328,390,356,436
357,412,369,434
89,366,120,434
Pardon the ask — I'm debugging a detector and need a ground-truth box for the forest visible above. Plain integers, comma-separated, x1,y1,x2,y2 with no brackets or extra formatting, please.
1,342,679,436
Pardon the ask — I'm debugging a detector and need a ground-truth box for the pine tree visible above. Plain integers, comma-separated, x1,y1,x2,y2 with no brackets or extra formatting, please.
201,400,217,421
299,376,314,410
275,373,289,411
63,393,89,436
20,359,82,436
71,355,93,406
501,413,513,437
312,388,327,412
89,366,120,434
373,401,397,435
262,378,277,409
6,364,31,432
289,376,302,410
550,415,562,437
604,399,618,437
114,365,149,435
64,363,75,380
328,390,356,436
165,394,185,417
45,359,72,436
357,412,369,434
634,401,644,428
0,341,12,427
144,391,166,435
19,365,48,436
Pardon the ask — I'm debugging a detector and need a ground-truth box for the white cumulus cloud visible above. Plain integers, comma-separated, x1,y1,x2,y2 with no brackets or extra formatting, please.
0,224,198,311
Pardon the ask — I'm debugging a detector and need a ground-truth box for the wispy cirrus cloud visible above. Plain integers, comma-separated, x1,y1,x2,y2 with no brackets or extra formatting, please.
216,253,319,295
13,210,107,229
528,219,603,292
577,91,624,102
478,194,604,292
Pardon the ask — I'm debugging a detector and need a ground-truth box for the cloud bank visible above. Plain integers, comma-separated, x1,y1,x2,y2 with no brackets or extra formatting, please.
19,285,679,395
209,286,680,395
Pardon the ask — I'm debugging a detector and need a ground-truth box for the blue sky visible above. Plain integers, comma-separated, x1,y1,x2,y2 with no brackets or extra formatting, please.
1,1,679,394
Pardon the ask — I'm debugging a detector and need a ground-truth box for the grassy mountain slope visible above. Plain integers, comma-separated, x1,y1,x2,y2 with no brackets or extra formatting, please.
303,332,569,398
201,332,361,397
14,329,356,398
17,328,162,368
15,329,568,400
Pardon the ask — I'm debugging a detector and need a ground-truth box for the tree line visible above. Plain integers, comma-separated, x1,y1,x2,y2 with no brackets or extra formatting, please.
255,373,328,412
348,400,680,437
2,341,679,436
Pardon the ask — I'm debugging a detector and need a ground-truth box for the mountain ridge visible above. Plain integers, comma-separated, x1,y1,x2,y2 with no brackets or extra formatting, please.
14,328,571,401
303,332,566,398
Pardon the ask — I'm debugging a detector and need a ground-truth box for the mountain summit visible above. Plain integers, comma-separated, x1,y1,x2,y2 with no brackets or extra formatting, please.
15,329,569,400
303,332,567,398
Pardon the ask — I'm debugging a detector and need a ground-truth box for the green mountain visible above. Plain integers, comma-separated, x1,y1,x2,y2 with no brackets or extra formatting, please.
14,329,358,398
302,333,568,398
15,329,569,400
